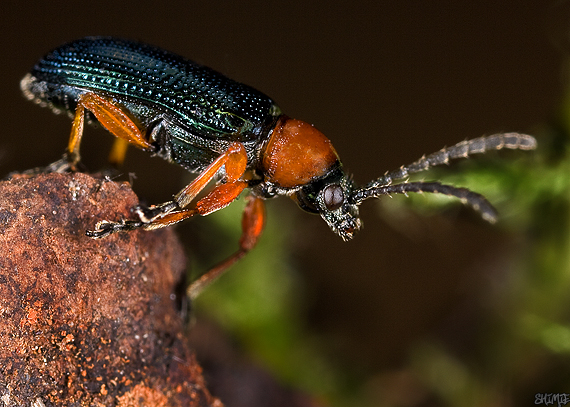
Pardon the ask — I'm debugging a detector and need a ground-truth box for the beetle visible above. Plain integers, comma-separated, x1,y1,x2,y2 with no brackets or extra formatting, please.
21,37,537,298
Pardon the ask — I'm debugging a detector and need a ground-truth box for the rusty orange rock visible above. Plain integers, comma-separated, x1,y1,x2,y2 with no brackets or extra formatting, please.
0,172,221,407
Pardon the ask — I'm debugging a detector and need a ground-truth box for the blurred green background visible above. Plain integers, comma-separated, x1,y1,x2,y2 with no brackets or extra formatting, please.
1,1,568,406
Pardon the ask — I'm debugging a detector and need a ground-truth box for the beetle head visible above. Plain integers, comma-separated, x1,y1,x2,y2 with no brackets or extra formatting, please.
262,115,505,240
288,131,539,240
292,164,501,241
292,166,361,241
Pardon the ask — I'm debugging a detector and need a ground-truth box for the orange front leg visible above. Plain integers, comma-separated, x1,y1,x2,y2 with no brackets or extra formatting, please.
87,141,249,237
140,181,249,230
86,139,262,299
173,142,248,208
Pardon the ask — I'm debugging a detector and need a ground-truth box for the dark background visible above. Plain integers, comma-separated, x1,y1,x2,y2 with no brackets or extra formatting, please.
0,1,563,405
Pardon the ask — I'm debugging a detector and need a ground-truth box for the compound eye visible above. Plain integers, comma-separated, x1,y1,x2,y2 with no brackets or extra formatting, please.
323,184,344,211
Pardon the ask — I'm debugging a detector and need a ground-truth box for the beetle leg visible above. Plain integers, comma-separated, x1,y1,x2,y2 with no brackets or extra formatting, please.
66,98,86,166
57,92,153,170
175,142,248,208
135,141,248,224
138,180,249,230
44,99,88,172
187,196,266,299
108,138,130,166
87,142,249,237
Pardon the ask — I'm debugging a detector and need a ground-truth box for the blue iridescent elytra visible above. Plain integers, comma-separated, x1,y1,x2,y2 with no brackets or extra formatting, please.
21,36,281,171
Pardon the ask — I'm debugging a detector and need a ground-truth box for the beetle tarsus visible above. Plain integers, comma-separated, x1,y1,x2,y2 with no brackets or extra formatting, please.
86,219,145,238
86,201,181,239
45,157,75,173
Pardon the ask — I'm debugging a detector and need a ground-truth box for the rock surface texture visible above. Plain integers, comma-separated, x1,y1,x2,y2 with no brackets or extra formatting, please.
0,172,221,407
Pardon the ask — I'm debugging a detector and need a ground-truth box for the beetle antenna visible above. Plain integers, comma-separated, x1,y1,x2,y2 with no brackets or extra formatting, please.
348,133,536,222
364,133,536,190
350,181,498,223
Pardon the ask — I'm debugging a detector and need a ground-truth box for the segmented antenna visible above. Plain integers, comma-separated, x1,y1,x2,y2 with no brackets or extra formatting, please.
348,133,536,222
366,133,536,189
352,181,498,223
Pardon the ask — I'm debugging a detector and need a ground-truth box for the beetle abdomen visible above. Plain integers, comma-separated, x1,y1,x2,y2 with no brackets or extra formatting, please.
22,37,280,141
